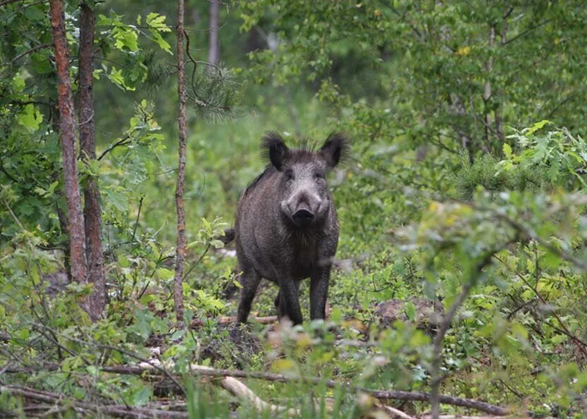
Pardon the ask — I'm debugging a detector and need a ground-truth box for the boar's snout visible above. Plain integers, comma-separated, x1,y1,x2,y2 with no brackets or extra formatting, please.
292,208,315,226
282,190,325,228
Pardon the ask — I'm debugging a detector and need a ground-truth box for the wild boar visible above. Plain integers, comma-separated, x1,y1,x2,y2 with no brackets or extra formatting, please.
232,132,348,325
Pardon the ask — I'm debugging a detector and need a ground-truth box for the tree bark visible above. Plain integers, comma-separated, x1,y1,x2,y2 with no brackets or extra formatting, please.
208,0,220,65
174,0,188,326
79,0,106,321
49,0,88,308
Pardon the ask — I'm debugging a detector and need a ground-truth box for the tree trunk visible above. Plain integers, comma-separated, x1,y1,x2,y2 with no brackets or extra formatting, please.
208,0,220,65
79,1,106,320
174,0,188,326
49,0,88,309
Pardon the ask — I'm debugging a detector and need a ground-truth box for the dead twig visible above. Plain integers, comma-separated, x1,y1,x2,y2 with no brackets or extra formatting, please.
97,135,133,161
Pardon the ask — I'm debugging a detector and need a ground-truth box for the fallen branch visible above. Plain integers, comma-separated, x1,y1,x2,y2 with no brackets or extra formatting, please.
219,373,299,416
2,372,298,417
0,385,188,418
101,363,510,416
378,404,415,419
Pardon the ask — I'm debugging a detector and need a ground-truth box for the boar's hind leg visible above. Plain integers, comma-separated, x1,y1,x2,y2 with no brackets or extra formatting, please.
276,279,303,325
310,267,331,320
237,269,261,323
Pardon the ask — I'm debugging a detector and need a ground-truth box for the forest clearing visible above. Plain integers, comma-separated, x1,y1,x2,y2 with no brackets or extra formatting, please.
2,0,587,418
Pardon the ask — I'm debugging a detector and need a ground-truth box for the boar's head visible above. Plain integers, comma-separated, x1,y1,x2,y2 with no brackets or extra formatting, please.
262,132,348,228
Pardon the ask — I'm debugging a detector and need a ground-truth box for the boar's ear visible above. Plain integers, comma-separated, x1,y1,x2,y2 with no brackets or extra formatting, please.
261,132,290,171
320,132,349,168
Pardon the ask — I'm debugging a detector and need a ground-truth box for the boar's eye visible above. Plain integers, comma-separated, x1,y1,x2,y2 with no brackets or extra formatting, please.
285,171,294,181
314,172,325,180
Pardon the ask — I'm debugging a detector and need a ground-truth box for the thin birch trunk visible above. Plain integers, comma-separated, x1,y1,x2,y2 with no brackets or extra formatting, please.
174,0,188,326
79,1,106,321
208,0,220,65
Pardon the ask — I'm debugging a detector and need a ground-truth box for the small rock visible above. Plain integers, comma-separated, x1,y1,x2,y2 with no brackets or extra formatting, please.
374,298,443,330
44,270,69,297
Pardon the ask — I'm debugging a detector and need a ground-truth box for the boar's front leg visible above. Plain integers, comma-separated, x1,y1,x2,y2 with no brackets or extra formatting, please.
237,268,261,323
276,278,303,325
310,266,331,320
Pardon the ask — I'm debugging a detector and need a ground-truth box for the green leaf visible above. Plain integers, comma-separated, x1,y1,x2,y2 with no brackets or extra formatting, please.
149,30,172,54
11,74,25,92
132,385,152,406
146,13,171,31
503,143,512,159
542,250,562,269
526,120,551,135
210,239,225,249
16,104,43,133
103,187,129,211
114,28,139,52
157,268,174,280
19,328,29,340
404,301,417,321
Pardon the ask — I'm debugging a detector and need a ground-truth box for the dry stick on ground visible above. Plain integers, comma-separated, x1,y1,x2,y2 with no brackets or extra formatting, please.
378,404,416,419
218,373,300,417
79,0,106,321
173,0,188,327
103,364,510,416
49,0,89,306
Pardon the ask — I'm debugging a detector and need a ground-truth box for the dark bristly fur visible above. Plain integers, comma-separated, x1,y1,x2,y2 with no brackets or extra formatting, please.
243,166,276,197
231,132,349,325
